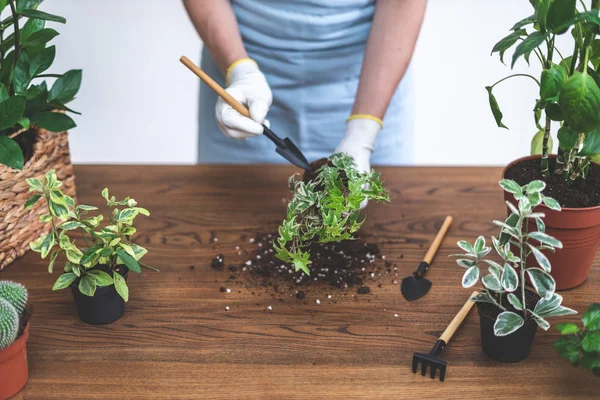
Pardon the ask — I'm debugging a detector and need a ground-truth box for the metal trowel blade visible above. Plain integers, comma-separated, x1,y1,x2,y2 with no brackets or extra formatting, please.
401,276,432,301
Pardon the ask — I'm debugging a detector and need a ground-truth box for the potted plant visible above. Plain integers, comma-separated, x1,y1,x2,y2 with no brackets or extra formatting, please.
486,0,600,288
25,170,157,325
274,153,389,275
453,179,577,362
0,0,80,271
0,280,30,400
554,303,600,376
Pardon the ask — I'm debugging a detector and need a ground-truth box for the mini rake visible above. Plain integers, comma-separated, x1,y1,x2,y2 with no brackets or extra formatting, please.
411,291,478,382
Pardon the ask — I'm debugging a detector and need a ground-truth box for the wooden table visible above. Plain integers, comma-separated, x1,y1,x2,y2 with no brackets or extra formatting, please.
3,165,597,399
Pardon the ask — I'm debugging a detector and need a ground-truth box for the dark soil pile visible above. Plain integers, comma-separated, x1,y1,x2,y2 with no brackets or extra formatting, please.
504,158,600,208
230,233,391,292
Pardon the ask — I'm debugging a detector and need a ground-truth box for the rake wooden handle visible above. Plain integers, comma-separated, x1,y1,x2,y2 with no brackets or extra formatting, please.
180,56,251,119
423,215,453,264
439,291,479,344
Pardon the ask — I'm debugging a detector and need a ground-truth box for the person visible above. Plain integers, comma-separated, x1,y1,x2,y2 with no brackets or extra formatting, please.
183,0,426,175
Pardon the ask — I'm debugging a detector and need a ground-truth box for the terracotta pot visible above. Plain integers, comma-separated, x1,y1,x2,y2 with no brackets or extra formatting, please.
0,321,30,400
502,155,600,290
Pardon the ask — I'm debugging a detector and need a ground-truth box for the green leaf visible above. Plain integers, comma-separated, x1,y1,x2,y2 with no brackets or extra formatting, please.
526,180,546,193
529,244,551,272
553,9,600,33
547,0,576,34
48,200,69,219
18,9,67,23
80,247,101,266
545,102,564,121
119,243,136,258
537,0,552,32
39,232,55,259
499,179,522,194
511,15,536,31
52,273,77,290
462,266,479,288
494,311,525,336
23,193,41,209
553,335,582,365
0,136,24,170
542,196,561,211
47,249,59,273
528,231,563,248
18,117,30,129
113,272,129,302
534,292,563,315
22,28,58,48
116,249,141,273
485,86,508,129
582,331,600,352
58,221,85,231
559,72,600,133
555,322,579,335
457,240,474,253
0,83,8,102
499,213,520,246
130,244,147,261
78,275,96,297
580,131,600,156
482,273,502,291
20,18,45,43
28,45,55,77
508,293,524,310
540,64,568,102
501,263,519,292
512,31,547,68
0,95,26,130
31,111,76,132
582,304,600,330
491,29,526,63
12,51,31,93
49,70,82,103
17,0,42,12
87,270,114,287
527,267,556,298
581,353,600,370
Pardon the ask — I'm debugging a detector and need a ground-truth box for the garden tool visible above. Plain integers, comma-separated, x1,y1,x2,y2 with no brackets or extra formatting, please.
180,56,312,171
401,215,452,301
411,291,478,382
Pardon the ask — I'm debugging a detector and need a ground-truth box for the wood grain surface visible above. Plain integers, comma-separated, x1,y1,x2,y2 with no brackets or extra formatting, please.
2,165,598,399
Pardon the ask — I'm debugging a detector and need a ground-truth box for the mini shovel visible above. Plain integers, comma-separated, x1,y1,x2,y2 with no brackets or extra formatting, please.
180,56,312,171
412,291,478,382
401,216,452,301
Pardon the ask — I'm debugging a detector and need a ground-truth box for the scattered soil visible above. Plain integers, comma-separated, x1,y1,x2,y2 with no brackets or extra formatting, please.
357,286,371,294
211,254,224,269
478,290,540,321
228,233,388,294
504,158,600,208
302,158,328,184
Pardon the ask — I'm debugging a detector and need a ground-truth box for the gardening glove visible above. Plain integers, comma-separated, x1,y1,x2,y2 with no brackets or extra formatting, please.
334,115,383,210
216,58,272,140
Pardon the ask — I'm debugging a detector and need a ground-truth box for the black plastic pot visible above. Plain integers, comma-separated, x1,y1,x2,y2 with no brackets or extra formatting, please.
477,301,538,363
70,266,128,325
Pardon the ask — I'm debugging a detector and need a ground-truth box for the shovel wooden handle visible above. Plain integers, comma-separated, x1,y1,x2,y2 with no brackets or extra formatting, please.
423,216,453,265
439,291,479,344
180,56,251,119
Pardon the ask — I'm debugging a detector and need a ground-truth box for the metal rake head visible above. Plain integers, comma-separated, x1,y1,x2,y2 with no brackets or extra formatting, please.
411,340,448,382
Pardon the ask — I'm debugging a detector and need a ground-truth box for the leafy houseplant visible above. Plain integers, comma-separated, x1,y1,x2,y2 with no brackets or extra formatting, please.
274,153,389,275
554,303,600,376
0,0,81,170
25,170,156,324
0,281,30,399
454,179,576,362
488,0,600,289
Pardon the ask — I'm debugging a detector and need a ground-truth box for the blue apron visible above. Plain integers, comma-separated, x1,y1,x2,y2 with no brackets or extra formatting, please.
197,0,415,165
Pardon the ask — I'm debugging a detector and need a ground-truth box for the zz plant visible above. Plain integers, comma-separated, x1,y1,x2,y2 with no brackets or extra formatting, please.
274,153,389,275
0,0,81,170
454,179,576,336
554,303,600,376
488,0,600,181
0,281,27,350
25,170,156,302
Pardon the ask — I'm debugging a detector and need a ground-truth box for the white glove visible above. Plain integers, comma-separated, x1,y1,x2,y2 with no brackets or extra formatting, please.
216,58,273,140
334,115,383,209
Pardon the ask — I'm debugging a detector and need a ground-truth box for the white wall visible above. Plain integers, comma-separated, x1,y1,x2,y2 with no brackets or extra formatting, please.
40,0,553,166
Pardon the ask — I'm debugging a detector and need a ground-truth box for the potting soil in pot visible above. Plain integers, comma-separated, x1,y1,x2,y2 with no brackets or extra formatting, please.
505,158,600,208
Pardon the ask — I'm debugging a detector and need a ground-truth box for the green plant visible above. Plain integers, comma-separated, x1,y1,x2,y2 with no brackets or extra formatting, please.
0,0,81,170
0,298,18,350
25,170,156,302
554,303,600,376
453,179,576,336
487,0,600,182
274,153,389,275
0,280,27,315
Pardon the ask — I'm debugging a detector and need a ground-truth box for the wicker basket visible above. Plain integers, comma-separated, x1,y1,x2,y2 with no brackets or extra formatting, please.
0,127,76,270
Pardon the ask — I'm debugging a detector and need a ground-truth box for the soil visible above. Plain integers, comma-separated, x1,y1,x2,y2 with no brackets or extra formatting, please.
504,158,600,208
303,158,328,184
227,233,391,294
478,289,540,321
9,128,37,164
16,307,32,340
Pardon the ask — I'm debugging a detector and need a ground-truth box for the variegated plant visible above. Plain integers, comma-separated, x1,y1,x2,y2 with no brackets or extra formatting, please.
24,170,157,302
453,179,577,336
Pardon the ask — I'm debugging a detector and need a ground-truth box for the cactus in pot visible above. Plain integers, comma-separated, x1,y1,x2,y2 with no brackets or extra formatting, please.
0,298,19,350
0,281,28,316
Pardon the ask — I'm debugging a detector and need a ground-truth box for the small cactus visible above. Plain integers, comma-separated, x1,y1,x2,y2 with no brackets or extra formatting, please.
0,281,28,316
0,298,19,350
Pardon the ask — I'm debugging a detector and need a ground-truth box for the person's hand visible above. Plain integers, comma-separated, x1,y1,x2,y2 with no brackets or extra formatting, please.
216,58,272,140
334,115,383,209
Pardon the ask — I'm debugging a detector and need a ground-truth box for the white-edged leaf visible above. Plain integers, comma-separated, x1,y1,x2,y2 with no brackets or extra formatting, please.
508,293,524,310
534,316,550,331
78,274,96,297
501,263,519,292
462,266,480,288
474,236,485,253
542,305,577,317
482,273,502,291
457,240,474,253
543,196,561,211
499,179,522,194
527,268,556,298
506,200,519,215
528,243,551,272
494,311,525,336
113,272,129,302
52,272,77,290
535,217,546,233
534,292,562,315
457,259,475,268
519,196,532,213
527,180,546,193
528,231,563,248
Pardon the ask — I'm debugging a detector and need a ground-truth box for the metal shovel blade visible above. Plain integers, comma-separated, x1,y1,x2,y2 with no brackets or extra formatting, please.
275,137,312,171
401,275,432,301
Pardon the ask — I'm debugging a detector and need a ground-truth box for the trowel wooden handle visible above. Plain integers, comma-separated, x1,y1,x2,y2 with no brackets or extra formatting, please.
423,216,453,264
439,291,478,344
180,56,251,118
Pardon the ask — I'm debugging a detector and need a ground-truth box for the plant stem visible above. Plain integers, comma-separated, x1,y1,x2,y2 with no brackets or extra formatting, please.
33,74,62,79
541,116,552,177
80,228,91,248
533,48,545,67
490,73,540,89
520,216,528,321
570,41,579,75
555,147,565,175
579,0,589,11
7,0,19,95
